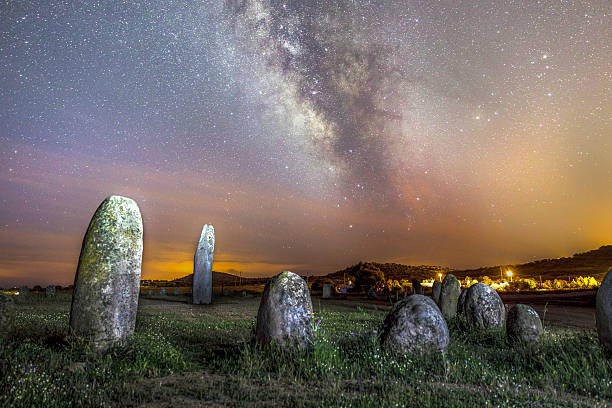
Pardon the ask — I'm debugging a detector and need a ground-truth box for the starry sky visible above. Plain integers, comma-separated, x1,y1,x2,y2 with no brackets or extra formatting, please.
1,0,611,286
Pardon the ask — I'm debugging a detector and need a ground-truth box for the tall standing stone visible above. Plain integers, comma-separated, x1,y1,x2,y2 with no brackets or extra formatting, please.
45,285,56,297
193,224,214,305
596,267,612,353
0,293,15,336
322,283,332,298
439,274,461,320
412,280,423,295
69,195,143,351
256,271,314,348
432,281,441,304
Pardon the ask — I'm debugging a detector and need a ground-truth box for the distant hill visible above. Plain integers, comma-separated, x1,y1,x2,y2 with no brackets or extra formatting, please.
327,263,451,283
141,271,268,288
141,245,612,287
454,245,612,281
316,245,612,285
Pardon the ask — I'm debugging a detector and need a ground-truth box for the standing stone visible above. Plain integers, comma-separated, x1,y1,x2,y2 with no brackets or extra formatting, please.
160,287,167,296
506,304,543,344
45,285,56,297
0,293,15,336
69,195,143,351
18,286,30,297
439,274,461,320
380,295,449,354
596,267,612,353
255,271,314,348
463,283,505,329
322,283,332,298
367,287,378,300
457,288,468,314
412,280,423,295
432,281,441,304
193,224,214,305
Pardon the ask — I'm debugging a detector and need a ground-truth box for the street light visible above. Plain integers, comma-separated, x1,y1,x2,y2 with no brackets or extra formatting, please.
506,270,513,283
438,273,442,282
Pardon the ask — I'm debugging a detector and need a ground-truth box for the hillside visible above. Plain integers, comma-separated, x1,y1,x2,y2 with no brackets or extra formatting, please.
315,245,612,286
454,245,612,281
141,272,268,288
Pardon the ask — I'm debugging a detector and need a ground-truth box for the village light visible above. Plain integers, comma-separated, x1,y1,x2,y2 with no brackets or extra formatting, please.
506,270,513,283
438,273,442,282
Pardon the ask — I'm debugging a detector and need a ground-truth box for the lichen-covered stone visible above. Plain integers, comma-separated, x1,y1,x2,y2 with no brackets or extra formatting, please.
457,288,468,314
193,224,214,305
255,271,314,348
0,293,15,336
432,281,441,304
322,283,332,298
506,304,543,344
380,295,449,354
596,267,612,353
439,274,461,320
69,195,143,351
463,283,505,329
45,285,56,297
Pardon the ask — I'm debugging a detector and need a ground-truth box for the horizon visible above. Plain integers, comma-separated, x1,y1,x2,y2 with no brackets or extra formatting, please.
2,240,610,288
2,1,611,287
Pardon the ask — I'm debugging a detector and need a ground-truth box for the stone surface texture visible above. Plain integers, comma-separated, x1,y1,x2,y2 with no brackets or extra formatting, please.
0,293,15,336
193,224,215,305
439,274,461,320
255,271,314,348
432,281,441,304
69,195,143,350
380,295,449,354
506,304,543,344
463,283,505,329
596,267,612,353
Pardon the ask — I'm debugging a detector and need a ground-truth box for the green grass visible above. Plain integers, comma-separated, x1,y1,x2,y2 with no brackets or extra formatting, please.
0,294,610,407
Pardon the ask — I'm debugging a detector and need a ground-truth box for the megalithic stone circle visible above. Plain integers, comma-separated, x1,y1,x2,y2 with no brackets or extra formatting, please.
193,224,215,305
69,195,143,351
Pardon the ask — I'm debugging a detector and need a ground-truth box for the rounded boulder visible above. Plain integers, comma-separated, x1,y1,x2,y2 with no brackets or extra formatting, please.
457,288,468,315
506,304,543,344
255,271,314,348
463,283,505,329
380,294,449,354
596,267,612,353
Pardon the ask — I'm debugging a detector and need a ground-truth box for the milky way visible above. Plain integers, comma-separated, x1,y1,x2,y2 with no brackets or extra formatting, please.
1,0,610,285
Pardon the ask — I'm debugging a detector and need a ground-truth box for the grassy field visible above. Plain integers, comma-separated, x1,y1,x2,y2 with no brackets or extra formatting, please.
0,294,610,407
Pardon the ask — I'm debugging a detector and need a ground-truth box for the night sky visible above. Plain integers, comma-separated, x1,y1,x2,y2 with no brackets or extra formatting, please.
1,1,610,286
